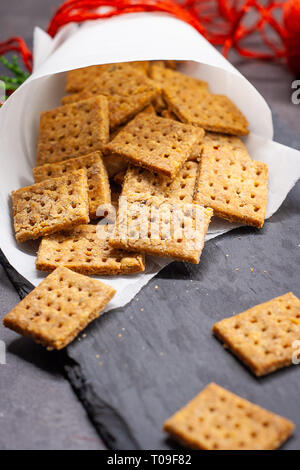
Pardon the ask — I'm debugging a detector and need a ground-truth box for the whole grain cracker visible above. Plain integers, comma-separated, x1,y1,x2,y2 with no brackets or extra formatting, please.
63,63,158,129
110,196,212,264
213,292,300,376
106,112,202,178
36,224,145,275
164,89,249,135
121,161,199,204
194,148,268,228
149,65,209,94
66,62,150,93
3,266,116,350
33,152,110,219
12,169,89,242
37,96,109,166
164,383,294,450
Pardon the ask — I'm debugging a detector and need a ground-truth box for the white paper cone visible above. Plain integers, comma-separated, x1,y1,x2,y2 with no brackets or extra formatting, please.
0,12,299,311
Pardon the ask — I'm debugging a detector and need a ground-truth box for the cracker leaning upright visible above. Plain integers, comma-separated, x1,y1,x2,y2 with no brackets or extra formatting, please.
194,140,268,228
106,112,202,178
37,96,109,166
3,266,116,350
12,169,89,242
33,151,110,219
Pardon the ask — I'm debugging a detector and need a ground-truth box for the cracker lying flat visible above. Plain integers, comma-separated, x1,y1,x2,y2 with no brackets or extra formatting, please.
37,96,109,166
213,292,300,377
3,266,116,350
150,65,209,94
163,88,249,135
12,169,89,242
106,112,202,178
33,152,110,219
66,62,150,93
164,383,294,450
110,196,212,264
194,146,268,228
63,63,158,129
121,161,199,204
36,224,145,275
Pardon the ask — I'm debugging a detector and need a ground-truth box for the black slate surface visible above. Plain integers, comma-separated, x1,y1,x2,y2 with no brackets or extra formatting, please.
0,0,299,451
65,178,300,450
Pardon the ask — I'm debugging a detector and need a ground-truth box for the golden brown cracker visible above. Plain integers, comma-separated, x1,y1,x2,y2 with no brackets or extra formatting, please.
66,62,150,93
121,161,199,204
194,147,268,228
164,383,294,450
106,112,202,178
37,96,109,166
150,65,209,94
33,152,110,219
3,266,116,350
110,196,212,264
12,169,89,243
63,63,158,129
164,89,249,136
36,224,145,275
213,292,300,376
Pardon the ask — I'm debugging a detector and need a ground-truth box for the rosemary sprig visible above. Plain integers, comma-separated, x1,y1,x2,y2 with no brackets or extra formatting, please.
0,55,30,100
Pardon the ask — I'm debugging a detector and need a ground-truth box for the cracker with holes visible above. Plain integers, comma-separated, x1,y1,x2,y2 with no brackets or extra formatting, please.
2,266,116,350
213,292,300,377
106,112,202,178
33,151,110,219
66,62,150,93
37,96,109,166
110,196,212,264
150,65,209,95
163,87,249,135
63,63,158,129
194,148,268,228
164,383,294,450
122,161,199,204
12,169,89,242
36,224,145,275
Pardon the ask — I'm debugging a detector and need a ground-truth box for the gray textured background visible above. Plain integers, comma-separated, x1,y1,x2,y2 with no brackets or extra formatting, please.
0,0,299,450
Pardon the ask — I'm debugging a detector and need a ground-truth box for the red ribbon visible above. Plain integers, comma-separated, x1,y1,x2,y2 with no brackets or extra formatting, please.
0,0,299,75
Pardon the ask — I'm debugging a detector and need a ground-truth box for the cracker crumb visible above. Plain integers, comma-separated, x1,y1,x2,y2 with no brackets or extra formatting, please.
250,267,254,272
96,354,100,359
118,333,123,338
154,285,159,290
140,308,144,312
235,267,239,271
225,254,229,257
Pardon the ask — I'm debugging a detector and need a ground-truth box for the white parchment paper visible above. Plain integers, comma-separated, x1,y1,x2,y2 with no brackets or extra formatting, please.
0,13,299,311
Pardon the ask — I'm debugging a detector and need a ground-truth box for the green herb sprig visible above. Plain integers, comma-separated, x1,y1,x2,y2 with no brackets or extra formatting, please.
0,55,30,97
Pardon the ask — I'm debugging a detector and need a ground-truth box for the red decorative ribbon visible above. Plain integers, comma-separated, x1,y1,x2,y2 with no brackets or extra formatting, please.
0,0,299,75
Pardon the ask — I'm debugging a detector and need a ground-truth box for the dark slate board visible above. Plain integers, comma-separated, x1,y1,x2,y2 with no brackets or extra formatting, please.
65,177,300,450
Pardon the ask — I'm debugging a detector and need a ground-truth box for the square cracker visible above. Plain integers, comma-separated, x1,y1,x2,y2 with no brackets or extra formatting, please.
63,90,157,131
12,169,89,242
3,266,116,350
194,146,268,228
106,112,202,178
163,88,249,135
37,96,109,166
66,62,150,93
121,161,199,204
150,64,209,94
110,196,212,264
63,63,158,129
213,292,300,377
163,383,294,450
36,224,145,275
33,152,110,219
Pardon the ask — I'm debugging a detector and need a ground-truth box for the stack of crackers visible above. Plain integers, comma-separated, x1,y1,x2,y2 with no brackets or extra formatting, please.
3,60,298,449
